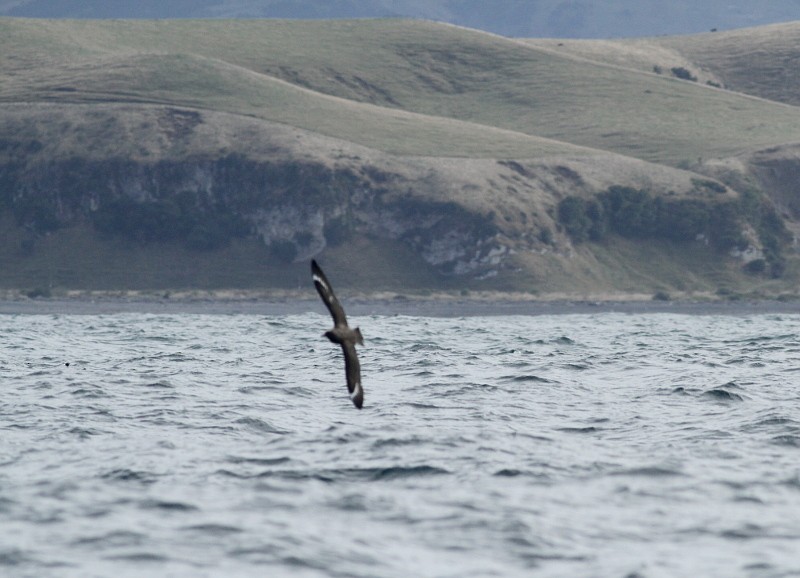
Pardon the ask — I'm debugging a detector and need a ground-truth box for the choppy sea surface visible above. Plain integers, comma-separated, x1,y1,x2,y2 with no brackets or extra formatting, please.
2,308,800,578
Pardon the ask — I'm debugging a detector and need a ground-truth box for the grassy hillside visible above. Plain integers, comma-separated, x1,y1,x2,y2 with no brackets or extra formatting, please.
650,22,800,107
3,18,800,165
0,31,584,158
524,22,800,236
1,17,799,296
526,21,800,107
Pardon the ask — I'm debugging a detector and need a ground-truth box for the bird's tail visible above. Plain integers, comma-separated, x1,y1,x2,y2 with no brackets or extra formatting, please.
351,382,364,409
355,327,364,345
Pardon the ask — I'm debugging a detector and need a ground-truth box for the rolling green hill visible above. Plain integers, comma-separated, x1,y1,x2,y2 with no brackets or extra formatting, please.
4,18,800,164
1,17,799,298
525,21,800,107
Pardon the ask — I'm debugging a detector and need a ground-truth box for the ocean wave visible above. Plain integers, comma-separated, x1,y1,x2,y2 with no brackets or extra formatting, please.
3,312,800,577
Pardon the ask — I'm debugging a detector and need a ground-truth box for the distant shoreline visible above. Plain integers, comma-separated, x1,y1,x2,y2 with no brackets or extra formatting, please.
1,291,799,316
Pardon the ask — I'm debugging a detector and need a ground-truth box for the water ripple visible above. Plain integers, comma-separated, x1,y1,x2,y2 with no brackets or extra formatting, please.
1,311,800,576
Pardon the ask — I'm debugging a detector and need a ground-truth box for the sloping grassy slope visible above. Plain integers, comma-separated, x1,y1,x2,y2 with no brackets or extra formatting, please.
0,44,584,158
650,22,800,107
3,18,800,165
522,37,708,80
526,22,800,108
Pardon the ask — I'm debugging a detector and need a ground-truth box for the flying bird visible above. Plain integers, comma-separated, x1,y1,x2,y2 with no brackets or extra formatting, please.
311,259,365,409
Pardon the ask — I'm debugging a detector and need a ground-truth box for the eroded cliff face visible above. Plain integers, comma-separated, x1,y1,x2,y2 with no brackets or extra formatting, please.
0,152,506,277
0,103,786,292
0,104,552,280
250,197,501,274
742,146,800,220
700,144,800,254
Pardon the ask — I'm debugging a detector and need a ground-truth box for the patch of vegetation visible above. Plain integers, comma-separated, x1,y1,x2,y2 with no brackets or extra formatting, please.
556,195,605,242
558,185,792,278
92,191,249,251
671,67,697,82
557,186,746,249
744,259,767,275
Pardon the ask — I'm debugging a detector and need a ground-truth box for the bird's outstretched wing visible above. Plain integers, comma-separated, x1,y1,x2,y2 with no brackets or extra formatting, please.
342,342,364,409
311,259,364,409
311,259,348,327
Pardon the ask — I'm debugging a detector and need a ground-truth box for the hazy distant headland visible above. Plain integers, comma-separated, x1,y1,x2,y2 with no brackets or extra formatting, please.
3,0,800,38
1,17,800,300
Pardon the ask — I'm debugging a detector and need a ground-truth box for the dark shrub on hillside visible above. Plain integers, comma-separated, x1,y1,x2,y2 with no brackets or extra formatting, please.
556,196,606,243
598,186,658,238
557,186,745,251
744,259,767,275
671,67,697,81
584,199,606,240
92,193,248,250
557,196,592,242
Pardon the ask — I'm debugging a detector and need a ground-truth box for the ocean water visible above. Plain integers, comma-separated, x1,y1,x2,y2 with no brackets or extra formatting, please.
2,309,800,577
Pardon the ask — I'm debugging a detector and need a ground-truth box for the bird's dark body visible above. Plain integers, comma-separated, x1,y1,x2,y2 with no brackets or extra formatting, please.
324,327,364,346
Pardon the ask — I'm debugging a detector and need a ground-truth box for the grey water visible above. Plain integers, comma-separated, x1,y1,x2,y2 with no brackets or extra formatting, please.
2,310,800,578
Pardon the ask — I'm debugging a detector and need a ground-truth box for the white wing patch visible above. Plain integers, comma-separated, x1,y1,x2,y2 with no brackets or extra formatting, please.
312,273,328,291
